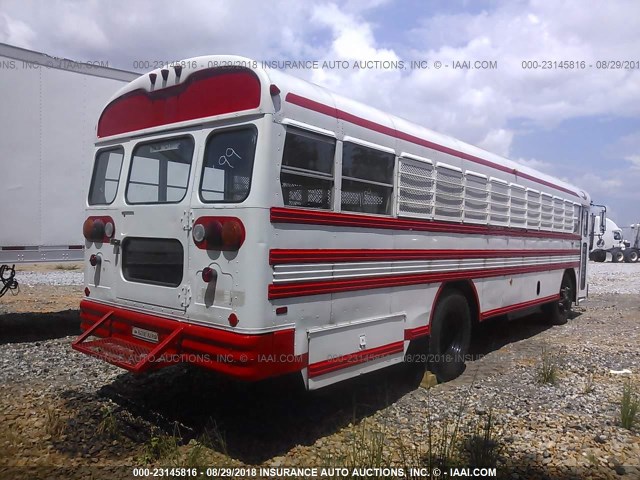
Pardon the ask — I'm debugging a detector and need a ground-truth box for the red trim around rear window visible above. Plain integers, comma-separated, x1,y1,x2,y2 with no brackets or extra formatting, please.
97,68,261,137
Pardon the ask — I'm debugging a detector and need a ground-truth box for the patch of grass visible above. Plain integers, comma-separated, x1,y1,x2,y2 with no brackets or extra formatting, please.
96,405,119,437
200,419,228,455
323,379,503,480
54,263,79,270
183,439,209,468
582,374,595,394
141,430,180,464
620,380,639,430
348,425,387,471
586,451,599,466
330,421,392,480
44,406,67,439
463,410,502,468
536,347,559,385
0,425,21,449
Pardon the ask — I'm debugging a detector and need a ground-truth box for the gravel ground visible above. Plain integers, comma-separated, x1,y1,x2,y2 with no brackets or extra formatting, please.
587,262,640,295
0,262,639,479
15,270,84,287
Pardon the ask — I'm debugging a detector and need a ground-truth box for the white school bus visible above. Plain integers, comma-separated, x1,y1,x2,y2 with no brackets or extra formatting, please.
73,55,592,389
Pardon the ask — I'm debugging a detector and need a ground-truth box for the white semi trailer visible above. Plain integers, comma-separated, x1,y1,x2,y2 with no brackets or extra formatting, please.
626,224,640,262
0,43,138,266
589,217,638,263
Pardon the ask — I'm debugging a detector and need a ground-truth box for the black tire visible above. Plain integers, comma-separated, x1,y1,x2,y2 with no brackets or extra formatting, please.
543,272,574,325
591,250,607,263
428,290,471,382
624,249,639,263
611,249,624,263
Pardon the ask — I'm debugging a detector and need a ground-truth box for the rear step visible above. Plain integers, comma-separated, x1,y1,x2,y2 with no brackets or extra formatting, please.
71,310,184,373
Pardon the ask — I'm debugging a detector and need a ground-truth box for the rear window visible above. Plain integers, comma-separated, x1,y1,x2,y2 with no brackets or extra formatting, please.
88,147,124,205
200,127,257,203
126,136,194,204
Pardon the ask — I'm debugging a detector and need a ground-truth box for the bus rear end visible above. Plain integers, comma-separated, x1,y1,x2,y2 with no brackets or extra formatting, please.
73,57,302,381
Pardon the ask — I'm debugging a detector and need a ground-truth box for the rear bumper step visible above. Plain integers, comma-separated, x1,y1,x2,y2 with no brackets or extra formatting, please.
73,300,304,381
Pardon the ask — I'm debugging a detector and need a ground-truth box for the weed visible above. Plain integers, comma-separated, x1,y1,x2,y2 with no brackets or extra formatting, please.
141,430,180,464
44,406,66,439
463,410,502,468
620,380,639,430
183,439,208,468
324,420,392,479
96,406,119,437
200,419,228,455
582,374,595,394
536,347,559,385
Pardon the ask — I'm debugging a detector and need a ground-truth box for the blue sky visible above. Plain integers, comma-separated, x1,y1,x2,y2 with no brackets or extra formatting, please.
1,0,639,227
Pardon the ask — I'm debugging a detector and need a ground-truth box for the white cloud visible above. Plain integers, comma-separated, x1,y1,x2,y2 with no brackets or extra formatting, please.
406,0,640,130
513,156,553,173
625,155,640,170
477,129,514,157
0,12,36,47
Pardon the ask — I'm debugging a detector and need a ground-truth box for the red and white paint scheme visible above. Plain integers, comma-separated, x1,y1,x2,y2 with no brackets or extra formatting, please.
73,55,592,389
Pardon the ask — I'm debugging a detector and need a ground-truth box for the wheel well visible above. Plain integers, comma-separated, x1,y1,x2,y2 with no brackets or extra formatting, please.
563,268,577,302
439,280,480,326
406,280,480,357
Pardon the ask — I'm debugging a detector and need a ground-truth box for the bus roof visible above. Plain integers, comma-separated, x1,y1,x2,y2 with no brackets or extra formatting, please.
97,54,588,203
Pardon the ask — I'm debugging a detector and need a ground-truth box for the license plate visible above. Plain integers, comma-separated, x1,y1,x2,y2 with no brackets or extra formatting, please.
132,326,159,343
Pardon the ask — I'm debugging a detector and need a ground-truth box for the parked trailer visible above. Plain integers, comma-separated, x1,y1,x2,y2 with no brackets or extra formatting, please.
73,55,596,389
624,224,640,263
0,43,138,265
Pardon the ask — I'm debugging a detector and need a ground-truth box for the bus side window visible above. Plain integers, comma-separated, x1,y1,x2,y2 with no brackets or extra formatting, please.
88,147,124,205
341,142,394,215
280,128,335,209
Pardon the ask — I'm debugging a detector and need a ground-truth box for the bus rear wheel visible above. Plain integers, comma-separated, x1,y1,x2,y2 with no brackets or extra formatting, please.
428,290,471,382
543,273,573,325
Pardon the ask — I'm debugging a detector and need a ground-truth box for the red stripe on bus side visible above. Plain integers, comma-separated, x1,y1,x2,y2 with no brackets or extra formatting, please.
270,207,581,241
286,93,581,199
480,294,559,321
270,248,580,265
307,341,404,378
404,325,430,340
268,261,579,299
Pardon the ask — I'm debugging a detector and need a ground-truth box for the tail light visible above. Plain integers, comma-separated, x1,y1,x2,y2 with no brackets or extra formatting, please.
83,216,115,243
193,217,245,251
201,267,216,283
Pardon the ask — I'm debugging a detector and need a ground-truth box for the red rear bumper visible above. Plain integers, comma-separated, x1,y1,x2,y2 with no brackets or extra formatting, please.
73,300,304,381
